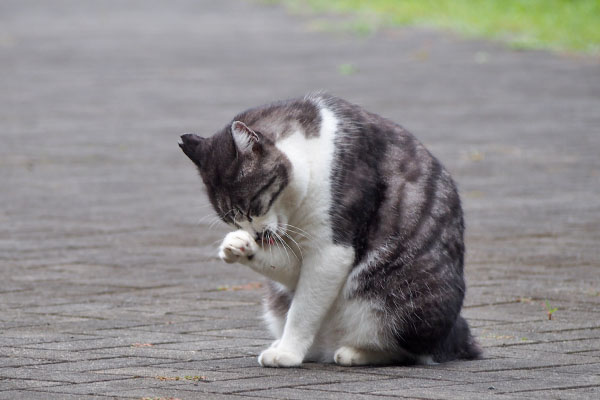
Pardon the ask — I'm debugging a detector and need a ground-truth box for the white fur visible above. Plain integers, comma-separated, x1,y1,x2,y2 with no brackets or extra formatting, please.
334,346,397,366
219,230,258,263
219,229,300,289
256,105,355,367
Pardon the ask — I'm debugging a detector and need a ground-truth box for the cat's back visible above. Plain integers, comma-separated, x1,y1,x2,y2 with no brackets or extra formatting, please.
233,93,416,147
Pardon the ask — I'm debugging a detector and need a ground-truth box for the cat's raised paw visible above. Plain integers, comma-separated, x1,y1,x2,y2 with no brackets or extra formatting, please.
258,347,303,368
218,230,258,264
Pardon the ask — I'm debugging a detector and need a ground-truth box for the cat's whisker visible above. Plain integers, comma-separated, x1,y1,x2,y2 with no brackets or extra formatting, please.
221,208,235,220
281,228,311,242
208,217,224,230
286,224,315,239
198,214,221,229
280,231,303,261
280,229,302,251
267,231,274,262
282,225,325,255
197,214,222,227
273,230,298,263
191,204,214,217
197,214,214,222
269,230,289,264
280,223,312,236
206,209,234,230
280,223,314,241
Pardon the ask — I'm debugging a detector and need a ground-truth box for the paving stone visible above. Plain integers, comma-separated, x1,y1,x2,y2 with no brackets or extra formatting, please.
111,387,251,399
349,365,516,383
0,357,57,369
48,357,185,373
302,376,456,394
531,386,600,400
201,328,273,340
152,338,271,351
0,378,64,391
476,369,600,392
0,391,115,400
499,338,600,354
91,365,261,382
240,387,403,399
87,344,264,362
0,368,133,385
0,348,117,363
38,377,187,395
374,385,524,400
156,370,390,395
162,357,260,372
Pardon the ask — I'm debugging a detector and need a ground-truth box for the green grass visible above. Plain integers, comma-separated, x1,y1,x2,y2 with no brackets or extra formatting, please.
278,0,600,54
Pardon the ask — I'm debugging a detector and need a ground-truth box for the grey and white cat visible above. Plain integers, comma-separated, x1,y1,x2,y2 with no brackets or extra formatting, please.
179,93,480,367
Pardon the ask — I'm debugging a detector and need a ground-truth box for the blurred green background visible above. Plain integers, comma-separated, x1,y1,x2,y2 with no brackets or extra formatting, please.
276,0,600,54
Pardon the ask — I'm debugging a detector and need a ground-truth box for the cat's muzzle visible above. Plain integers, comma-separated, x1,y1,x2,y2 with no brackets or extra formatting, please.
255,230,275,246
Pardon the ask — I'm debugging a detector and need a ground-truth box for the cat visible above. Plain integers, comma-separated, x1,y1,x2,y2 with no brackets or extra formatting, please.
179,93,481,367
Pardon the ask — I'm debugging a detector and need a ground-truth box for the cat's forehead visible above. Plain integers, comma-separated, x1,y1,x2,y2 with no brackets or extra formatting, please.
201,150,258,193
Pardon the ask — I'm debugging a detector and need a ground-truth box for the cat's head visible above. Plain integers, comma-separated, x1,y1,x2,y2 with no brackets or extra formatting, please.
179,121,291,239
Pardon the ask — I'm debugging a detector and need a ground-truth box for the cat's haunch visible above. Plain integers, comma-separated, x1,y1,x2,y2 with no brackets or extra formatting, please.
180,93,481,367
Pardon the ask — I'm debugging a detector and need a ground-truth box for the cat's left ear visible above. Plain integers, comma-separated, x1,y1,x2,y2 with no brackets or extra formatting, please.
231,121,261,154
179,133,206,168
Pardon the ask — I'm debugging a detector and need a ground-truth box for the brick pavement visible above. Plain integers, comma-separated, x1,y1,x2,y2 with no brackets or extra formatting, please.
1,0,599,398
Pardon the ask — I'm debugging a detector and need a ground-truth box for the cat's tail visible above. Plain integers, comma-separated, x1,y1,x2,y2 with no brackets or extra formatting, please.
433,315,482,363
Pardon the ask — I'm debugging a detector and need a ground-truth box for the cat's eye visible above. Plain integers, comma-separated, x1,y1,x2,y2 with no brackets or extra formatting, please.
232,206,253,223
250,177,277,203
248,201,264,219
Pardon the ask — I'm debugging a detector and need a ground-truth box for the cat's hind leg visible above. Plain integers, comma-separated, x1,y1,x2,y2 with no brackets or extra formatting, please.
263,281,291,348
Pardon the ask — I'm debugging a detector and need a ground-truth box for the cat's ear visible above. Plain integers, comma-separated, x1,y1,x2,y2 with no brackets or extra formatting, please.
231,121,260,154
179,133,205,167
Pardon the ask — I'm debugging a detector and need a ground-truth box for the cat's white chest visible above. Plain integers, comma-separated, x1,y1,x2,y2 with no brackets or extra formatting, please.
275,107,339,239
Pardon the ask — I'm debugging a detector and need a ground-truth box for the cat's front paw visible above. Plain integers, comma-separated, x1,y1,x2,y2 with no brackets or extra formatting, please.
258,347,303,368
218,230,258,264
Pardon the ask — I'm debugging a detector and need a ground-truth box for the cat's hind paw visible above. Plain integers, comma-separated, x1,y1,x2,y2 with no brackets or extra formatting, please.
334,346,367,366
218,230,258,264
258,347,303,368
334,346,394,366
